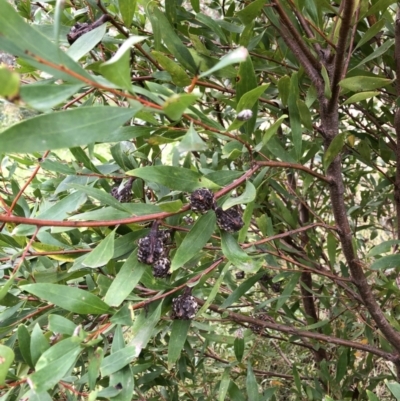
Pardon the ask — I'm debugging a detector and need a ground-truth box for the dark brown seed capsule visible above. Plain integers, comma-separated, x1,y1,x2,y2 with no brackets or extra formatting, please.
189,188,215,214
137,235,165,265
215,206,244,232
236,271,245,279
171,288,198,320
152,257,171,278
111,177,134,203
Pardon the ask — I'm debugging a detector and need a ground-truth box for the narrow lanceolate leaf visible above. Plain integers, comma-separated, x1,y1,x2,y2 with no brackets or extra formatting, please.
221,232,261,273
222,181,256,210
128,302,163,357
20,83,83,112
29,338,81,393
88,348,103,391
150,7,197,73
246,361,259,401
199,47,248,78
275,272,301,311
385,380,400,400
171,212,216,271
100,346,137,377
235,55,257,136
0,67,19,97
100,36,147,89
370,254,400,270
151,51,191,86
83,229,116,268
21,284,111,314
0,107,133,153
323,132,346,171
168,320,191,368
198,262,231,315
67,24,107,61
339,76,393,92
221,272,265,308
163,94,199,121
104,251,146,307
0,345,14,385
177,123,208,153
0,0,92,81
218,368,231,401
128,166,220,192
118,0,136,27
288,72,302,160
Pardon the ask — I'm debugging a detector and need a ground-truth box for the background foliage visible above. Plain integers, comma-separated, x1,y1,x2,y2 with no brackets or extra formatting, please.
1,0,400,399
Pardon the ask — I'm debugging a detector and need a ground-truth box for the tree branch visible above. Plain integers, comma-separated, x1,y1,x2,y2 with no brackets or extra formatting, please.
328,0,355,109
394,8,400,240
202,301,399,362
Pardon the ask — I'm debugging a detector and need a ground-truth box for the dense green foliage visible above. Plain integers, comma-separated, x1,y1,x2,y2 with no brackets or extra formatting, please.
2,0,400,399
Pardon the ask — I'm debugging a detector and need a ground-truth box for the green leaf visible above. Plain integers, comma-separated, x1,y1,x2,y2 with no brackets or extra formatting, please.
235,56,257,135
100,36,146,89
288,72,302,160
366,390,380,401
21,284,111,314
163,93,199,121
327,232,337,266
198,262,231,315
199,47,249,78
128,302,162,356
29,338,81,393
67,24,107,61
118,0,136,27
368,240,400,257
129,166,219,192
196,13,227,44
100,346,137,377
30,324,50,367
0,107,133,153
171,211,216,271
0,0,92,82
335,348,348,382
70,184,132,214
150,7,197,73
343,91,380,105
255,114,288,150
236,0,266,25
48,315,76,336
278,75,290,107
88,347,103,390
221,232,261,273
104,251,146,307
370,254,400,270
246,361,259,401
221,272,265,308
222,181,256,209
0,275,15,302
0,67,19,97
83,229,116,268
321,65,332,99
323,132,346,171
177,123,208,152
296,99,313,130
234,336,244,362
275,272,301,311
228,84,269,131
18,324,33,368
386,380,400,400
355,19,386,50
0,345,14,385
20,83,83,112
218,368,231,401
352,39,394,70
168,319,191,368
151,51,191,86
339,76,393,92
